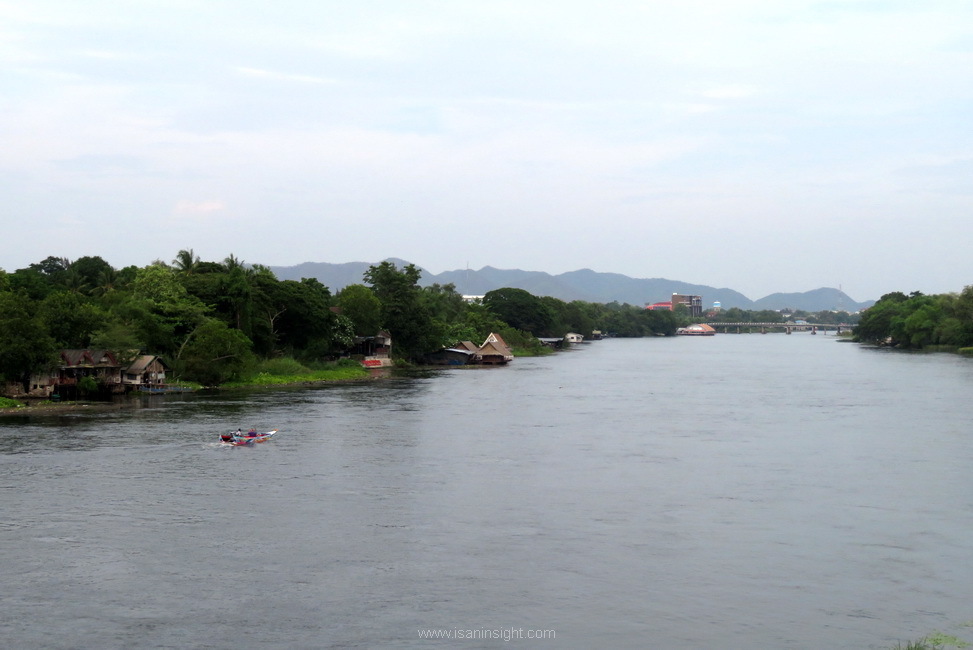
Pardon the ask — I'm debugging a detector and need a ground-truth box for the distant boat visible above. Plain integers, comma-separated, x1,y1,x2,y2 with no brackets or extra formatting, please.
676,324,716,336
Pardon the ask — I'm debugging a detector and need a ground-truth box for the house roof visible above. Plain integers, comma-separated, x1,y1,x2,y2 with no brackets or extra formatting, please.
60,349,118,367
478,340,513,358
126,355,169,374
482,332,510,351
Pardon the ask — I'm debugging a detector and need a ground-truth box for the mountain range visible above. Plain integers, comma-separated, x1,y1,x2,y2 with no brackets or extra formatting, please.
266,260,874,313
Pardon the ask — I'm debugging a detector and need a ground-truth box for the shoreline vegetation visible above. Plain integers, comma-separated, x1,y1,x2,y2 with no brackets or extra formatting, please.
0,366,376,416
2,254,672,402
3,252,969,411
0,347,552,415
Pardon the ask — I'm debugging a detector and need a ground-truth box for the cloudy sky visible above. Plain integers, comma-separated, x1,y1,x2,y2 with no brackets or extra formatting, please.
2,1,971,301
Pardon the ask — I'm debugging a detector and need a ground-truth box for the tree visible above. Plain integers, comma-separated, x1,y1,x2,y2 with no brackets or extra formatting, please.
172,248,200,275
854,291,955,348
221,265,254,333
92,266,123,298
363,261,439,361
420,283,467,324
482,287,556,335
29,256,70,282
898,298,938,347
8,267,58,300
451,301,507,344
130,264,211,356
337,284,383,336
70,256,113,290
38,291,107,348
270,278,346,359
89,315,146,363
564,300,600,338
178,319,256,386
0,291,58,392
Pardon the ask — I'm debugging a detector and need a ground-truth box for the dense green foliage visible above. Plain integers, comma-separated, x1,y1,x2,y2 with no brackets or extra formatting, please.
0,252,356,388
0,252,693,388
698,307,858,326
0,290,59,392
854,287,973,349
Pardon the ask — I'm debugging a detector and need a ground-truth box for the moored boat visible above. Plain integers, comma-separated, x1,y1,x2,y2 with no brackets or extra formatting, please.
676,324,716,336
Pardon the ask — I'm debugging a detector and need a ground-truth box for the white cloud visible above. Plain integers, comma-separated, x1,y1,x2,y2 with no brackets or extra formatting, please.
700,85,757,100
234,66,336,85
173,200,227,219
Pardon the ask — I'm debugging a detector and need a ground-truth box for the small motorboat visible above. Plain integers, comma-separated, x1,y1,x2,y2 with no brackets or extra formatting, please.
220,430,278,446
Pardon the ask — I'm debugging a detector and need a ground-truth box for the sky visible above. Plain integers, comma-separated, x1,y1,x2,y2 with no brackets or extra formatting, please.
1,1,971,302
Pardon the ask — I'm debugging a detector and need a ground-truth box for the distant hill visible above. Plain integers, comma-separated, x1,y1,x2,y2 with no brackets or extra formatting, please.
752,287,865,313
266,260,874,312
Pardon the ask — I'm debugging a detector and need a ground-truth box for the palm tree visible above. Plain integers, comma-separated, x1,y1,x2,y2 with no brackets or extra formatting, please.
222,256,256,332
62,269,89,295
173,249,200,274
92,267,120,297
223,254,243,272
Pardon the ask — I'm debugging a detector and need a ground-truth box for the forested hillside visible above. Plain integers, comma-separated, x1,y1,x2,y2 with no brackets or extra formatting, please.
269,261,873,311
0,253,681,390
7,252,961,394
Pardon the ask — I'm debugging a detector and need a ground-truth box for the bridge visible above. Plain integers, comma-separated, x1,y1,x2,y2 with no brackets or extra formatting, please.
707,322,853,334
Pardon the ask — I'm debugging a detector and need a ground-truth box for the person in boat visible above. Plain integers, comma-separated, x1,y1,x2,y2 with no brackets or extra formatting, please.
220,430,236,442
247,427,257,437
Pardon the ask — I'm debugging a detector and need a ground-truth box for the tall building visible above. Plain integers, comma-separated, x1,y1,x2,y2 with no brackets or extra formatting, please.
671,293,703,317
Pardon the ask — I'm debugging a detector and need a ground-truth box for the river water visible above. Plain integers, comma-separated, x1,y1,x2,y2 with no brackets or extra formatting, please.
2,333,973,649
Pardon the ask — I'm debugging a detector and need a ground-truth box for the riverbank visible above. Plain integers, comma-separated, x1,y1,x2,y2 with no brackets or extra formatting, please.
0,399,134,416
0,368,387,417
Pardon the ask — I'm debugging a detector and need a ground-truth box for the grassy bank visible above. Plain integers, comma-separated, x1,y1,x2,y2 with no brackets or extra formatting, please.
220,357,370,388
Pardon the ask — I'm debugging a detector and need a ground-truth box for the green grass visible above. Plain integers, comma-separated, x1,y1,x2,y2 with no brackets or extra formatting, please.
221,358,369,387
0,397,25,409
512,345,554,357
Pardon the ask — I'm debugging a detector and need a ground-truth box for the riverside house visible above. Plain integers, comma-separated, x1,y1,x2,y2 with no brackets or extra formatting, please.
123,355,171,391
2,350,172,399
57,349,124,395
478,332,514,365
347,330,394,368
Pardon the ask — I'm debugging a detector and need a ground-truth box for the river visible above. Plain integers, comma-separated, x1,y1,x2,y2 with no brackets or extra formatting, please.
2,333,972,649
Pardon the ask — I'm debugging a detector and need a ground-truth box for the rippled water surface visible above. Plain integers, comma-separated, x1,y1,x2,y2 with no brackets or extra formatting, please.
3,334,973,648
